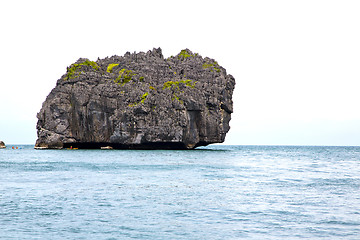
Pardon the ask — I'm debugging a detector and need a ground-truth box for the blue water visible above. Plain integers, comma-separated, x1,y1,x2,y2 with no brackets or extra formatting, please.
1,145,360,239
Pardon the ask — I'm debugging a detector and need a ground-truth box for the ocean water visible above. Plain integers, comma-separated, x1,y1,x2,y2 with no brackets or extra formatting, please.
0,145,360,239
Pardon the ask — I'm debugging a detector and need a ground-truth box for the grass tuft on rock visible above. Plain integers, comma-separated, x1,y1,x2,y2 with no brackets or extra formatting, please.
107,63,119,73
66,60,100,80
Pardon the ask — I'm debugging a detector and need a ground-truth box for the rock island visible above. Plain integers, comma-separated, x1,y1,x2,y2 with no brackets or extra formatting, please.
0,141,5,149
35,48,235,149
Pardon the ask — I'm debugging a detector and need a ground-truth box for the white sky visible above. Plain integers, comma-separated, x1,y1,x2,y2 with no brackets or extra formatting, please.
1,0,359,145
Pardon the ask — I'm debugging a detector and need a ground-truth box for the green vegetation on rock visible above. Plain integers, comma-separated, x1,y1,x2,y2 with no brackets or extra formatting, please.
115,69,135,85
162,79,196,104
202,63,213,69
163,79,196,90
202,61,221,73
178,49,194,60
128,92,149,107
66,60,100,80
107,63,119,73
140,92,148,103
172,93,183,103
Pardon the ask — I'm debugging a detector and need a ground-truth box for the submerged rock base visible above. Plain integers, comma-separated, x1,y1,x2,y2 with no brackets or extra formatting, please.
61,142,205,150
35,48,235,149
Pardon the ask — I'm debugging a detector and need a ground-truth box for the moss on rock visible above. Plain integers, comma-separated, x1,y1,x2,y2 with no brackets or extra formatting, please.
115,69,135,85
178,49,194,60
202,61,221,73
163,79,196,90
140,92,148,103
107,63,119,73
66,59,100,80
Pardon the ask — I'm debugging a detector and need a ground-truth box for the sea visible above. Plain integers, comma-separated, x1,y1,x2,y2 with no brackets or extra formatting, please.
0,145,359,240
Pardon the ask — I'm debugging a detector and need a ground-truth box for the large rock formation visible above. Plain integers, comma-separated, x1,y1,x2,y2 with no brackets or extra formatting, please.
35,48,235,149
0,141,5,149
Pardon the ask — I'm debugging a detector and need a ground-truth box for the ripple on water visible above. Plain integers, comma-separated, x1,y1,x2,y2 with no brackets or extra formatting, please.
0,145,360,239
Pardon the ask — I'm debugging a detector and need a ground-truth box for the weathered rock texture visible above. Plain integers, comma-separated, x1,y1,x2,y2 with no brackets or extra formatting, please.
35,48,235,149
0,141,5,149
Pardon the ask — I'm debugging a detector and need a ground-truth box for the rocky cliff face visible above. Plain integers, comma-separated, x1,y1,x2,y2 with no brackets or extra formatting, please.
0,141,5,149
35,48,235,149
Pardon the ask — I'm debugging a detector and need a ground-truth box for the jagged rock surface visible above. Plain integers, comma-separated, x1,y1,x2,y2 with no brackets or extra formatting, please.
35,48,235,149
0,141,5,149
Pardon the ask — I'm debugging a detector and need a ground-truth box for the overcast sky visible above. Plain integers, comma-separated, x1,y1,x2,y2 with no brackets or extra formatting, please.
1,0,359,145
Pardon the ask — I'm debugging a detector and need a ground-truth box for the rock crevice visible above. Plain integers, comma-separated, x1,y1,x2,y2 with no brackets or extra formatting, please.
35,48,235,149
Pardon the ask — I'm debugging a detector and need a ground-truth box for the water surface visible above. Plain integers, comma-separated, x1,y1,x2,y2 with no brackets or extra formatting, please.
1,145,359,239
